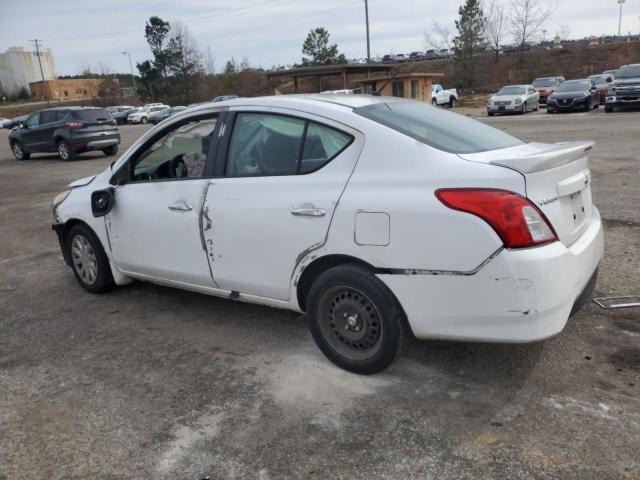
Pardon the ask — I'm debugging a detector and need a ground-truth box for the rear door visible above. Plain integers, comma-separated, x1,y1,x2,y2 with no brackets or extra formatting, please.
202,108,362,300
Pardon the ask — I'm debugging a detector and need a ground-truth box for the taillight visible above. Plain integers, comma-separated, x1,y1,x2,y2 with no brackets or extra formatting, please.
435,189,557,248
66,122,84,129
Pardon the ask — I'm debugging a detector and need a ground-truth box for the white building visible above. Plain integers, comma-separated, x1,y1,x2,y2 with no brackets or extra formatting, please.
0,47,56,97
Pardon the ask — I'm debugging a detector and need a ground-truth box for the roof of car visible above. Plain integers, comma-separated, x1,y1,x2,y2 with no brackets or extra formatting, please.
39,106,104,112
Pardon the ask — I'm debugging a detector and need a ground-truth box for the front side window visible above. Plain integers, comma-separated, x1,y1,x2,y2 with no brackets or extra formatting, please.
25,113,40,127
131,116,218,182
356,101,523,154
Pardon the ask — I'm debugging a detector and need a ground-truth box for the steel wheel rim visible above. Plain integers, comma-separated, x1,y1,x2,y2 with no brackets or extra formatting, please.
71,234,98,284
318,286,384,360
58,143,69,159
13,143,23,158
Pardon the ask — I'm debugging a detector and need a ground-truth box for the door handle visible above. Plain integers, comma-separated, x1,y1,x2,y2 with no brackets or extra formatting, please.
168,201,193,212
290,208,326,217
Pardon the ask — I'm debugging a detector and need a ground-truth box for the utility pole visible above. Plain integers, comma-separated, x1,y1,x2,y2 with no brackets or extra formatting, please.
617,0,625,37
30,39,47,100
364,0,371,63
122,51,136,92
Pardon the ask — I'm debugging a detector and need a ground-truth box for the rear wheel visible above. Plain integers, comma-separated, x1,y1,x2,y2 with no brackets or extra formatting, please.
11,141,30,160
66,224,115,294
448,96,456,108
431,98,438,107
57,140,76,161
102,145,118,156
605,105,614,113
307,264,407,374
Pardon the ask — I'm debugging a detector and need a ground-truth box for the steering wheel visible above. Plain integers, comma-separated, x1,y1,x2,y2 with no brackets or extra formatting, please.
168,154,188,178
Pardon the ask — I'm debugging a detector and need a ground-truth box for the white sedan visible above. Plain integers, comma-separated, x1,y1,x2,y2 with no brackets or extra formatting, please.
51,95,603,374
127,105,168,124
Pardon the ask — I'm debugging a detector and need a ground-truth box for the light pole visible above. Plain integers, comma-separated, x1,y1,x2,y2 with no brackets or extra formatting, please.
122,51,136,92
617,0,625,37
364,0,371,63
542,29,547,43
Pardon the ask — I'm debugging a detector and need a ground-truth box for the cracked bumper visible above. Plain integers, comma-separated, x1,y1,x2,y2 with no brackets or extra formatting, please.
377,209,604,342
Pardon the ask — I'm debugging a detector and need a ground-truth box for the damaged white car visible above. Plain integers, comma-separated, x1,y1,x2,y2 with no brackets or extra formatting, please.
52,95,604,374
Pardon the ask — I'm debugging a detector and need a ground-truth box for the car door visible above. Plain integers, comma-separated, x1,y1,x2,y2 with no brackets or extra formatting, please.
106,111,223,287
20,113,41,151
202,108,362,301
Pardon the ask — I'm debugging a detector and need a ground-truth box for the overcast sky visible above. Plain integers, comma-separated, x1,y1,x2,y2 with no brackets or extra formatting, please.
1,0,639,76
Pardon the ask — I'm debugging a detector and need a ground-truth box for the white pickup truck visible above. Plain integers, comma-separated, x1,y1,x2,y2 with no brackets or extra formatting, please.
431,84,458,107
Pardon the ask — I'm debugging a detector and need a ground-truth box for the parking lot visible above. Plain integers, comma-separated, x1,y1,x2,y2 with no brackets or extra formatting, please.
1,108,639,479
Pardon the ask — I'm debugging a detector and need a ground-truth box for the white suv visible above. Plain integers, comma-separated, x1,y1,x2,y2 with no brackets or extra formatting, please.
127,105,168,124
51,95,603,374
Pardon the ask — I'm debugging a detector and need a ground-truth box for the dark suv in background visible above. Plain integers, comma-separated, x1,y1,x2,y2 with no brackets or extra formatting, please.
9,107,120,161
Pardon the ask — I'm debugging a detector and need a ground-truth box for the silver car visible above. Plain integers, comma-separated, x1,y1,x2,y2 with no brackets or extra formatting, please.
487,85,540,116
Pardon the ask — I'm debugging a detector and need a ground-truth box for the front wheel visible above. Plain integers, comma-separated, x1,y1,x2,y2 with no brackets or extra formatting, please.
431,98,438,107
57,140,76,161
141,116,149,124
66,224,115,294
521,102,527,114
307,264,407,374
11,141,30,160
103,144,118,156
605,105,614,113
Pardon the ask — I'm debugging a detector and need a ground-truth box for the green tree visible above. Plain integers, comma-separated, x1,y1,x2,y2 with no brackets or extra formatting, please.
222,58,238,88
452,0,486,89
144,16,173,78
302,27,347,66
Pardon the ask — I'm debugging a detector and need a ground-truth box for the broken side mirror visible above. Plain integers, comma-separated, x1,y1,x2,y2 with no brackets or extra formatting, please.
91,188,115,217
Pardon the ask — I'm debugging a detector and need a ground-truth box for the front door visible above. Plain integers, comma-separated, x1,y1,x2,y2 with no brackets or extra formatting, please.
202,109,362,301
107,113,220,287
20,112,41,151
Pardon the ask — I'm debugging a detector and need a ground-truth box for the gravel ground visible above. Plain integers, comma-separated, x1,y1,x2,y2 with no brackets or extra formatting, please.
0,108,639,479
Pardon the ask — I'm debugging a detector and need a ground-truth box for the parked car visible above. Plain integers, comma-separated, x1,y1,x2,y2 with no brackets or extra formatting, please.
486,85,540,116
112,107,140,125
127,105,168,124
423,49,440,60
532,77,565,103
602,69,618,78
604,63,640,113
212,95,238,102
9,107,120,161
588,74,609,104
149,106,187,124
50,94,603,374
547,79,599,113
431,84,458,107
409,51,423,61
381,54,393,63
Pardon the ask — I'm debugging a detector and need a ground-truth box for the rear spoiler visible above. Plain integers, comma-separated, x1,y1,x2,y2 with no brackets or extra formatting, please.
489,141,595,173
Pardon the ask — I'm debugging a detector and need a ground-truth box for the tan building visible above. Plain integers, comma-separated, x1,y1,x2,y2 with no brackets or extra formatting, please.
29,78,114,100
360,73,444,103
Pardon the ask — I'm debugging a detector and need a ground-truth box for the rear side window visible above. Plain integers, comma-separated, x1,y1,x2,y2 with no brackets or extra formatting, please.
301,123,351,173
355,101,523,154
71,109,112,122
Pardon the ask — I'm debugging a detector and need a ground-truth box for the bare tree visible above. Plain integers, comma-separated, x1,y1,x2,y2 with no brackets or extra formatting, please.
556,24,571,41
97,61,113,76
485,0,509,63
510,0,555,61
424,21,454,73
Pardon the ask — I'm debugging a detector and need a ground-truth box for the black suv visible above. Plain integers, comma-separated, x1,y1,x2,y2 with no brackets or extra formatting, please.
9,107,120,161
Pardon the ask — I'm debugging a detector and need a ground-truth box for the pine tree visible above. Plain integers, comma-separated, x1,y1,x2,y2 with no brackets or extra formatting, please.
452,0,487,90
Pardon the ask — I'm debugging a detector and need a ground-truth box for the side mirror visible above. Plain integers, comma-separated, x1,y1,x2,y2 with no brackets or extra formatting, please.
91,188,115,217
606,76,613,83
19,121,26,129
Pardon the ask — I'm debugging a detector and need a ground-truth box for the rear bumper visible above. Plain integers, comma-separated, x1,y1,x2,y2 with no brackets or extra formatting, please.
377,208,604,343
86,138,119,149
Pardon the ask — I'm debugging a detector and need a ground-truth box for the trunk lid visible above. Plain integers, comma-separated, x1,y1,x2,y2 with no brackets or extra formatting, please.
459,141,595,246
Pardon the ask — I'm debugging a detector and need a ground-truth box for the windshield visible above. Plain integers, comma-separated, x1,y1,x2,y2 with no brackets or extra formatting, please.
355,101,523,154
589,75,606,84
557,81,589,93
616,65,640,78
532,79,555,87
497,86,526,95
71,109,112,122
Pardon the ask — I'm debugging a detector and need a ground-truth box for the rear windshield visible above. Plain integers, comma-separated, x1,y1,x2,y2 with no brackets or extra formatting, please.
616,65,640,79
355,101,523,154
532,78,555,87
498,86,526,95
557,81,589,92
71,109,113,122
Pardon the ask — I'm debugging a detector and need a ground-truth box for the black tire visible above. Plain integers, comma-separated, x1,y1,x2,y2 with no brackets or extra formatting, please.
103,144,119,156
307,263,407,374
141,116,149,124
431,98,438,107
487,111,494,116
521,102,527,114
584,100,591,112
66,223,115,294
57,140,77,161
605,105,614,113
594,102,599,109
448,96,456,108
11,141,30,160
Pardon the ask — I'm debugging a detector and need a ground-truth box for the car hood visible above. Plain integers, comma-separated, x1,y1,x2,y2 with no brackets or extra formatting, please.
613,77,640,86
68,175,96,188
550,91,588,100
491,94,525,102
